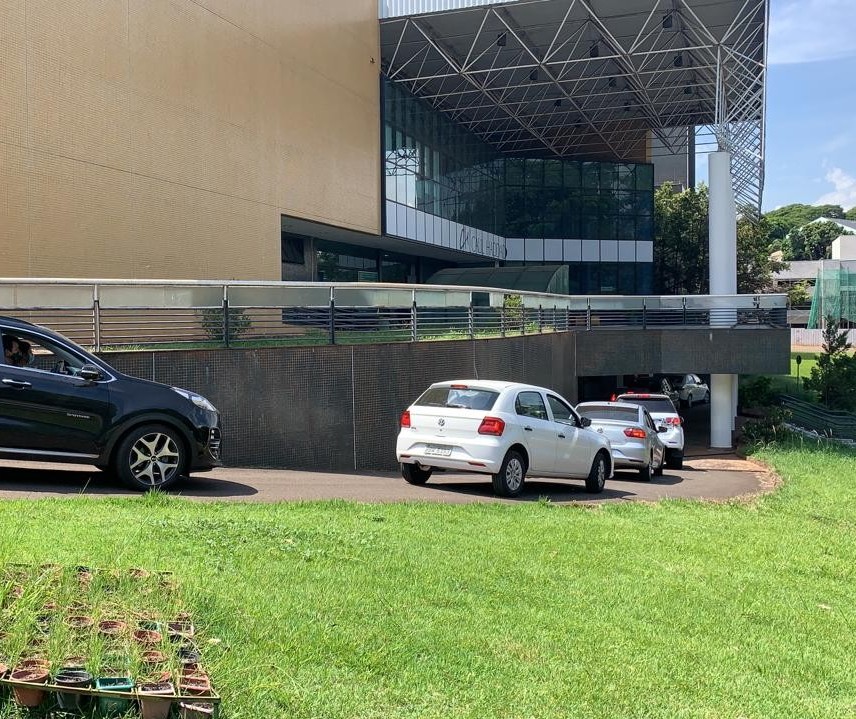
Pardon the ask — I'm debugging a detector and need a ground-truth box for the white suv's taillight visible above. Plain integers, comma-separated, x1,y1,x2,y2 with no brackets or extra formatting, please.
400,410,411,428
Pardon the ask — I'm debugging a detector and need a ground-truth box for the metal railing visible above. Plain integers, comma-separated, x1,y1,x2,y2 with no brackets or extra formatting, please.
0,278,789,351
780,395,856,442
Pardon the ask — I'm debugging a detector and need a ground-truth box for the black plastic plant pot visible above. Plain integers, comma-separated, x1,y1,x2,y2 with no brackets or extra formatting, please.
178,646,201,664
55,669,94,712
168,621,195,641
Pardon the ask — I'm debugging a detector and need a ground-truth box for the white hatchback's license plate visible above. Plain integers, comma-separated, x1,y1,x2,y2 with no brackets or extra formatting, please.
424,444,452,457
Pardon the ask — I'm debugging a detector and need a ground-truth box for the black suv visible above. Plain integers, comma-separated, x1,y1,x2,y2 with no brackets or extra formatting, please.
0,316,221,490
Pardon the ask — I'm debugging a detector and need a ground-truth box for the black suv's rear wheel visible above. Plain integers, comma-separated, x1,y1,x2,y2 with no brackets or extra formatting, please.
114,424,186,491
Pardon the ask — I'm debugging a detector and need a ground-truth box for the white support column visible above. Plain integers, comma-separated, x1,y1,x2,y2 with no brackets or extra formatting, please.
709,151,737,448
710,374,735,447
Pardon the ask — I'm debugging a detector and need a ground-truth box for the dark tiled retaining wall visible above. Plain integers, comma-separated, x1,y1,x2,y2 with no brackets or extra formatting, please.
102,328,789,471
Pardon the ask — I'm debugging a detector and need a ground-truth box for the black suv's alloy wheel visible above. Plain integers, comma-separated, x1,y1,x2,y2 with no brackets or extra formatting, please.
115,424,187,490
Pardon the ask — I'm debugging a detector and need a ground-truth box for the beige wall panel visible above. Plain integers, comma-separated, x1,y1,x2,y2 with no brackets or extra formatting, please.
128,0,211,116
127,174,279,280
27,54,132,171
0,2,27,147
129,0,281,134
273,1,380,87
25,151,133,277
1,0,381,280
26,0,129,84
129,93,277,206
0,143,30,275
275,48,380,234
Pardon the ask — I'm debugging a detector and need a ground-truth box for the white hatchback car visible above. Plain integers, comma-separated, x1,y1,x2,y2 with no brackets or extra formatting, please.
396,380,613,497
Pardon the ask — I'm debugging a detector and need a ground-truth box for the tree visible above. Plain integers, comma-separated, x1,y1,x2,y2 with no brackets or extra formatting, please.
653,182,709,294
804,316,856,410
846,207,856,221
786,280,812,307
654,185,783,295
736,210,786,293
786,221,852,261
764,203,845,241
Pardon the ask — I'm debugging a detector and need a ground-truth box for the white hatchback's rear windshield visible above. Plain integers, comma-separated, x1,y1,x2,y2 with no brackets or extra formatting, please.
578,406,639,421
618,396,676,413
415,387,499,411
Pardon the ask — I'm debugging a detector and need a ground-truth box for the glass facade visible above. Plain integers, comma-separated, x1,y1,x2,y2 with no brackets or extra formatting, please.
382,79,655,294
384,81,502,235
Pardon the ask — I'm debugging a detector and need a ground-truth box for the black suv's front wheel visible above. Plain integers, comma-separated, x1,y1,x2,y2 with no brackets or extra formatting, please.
114,424,187,491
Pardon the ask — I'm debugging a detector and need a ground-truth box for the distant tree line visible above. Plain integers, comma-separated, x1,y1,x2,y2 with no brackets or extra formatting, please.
653,190,854,294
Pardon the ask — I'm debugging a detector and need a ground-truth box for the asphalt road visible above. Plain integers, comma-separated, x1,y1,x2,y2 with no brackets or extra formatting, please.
0,403,773,504
0,456,771,505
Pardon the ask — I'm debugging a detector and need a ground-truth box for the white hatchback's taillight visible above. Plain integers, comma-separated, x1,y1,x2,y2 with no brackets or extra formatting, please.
665,416,682,426
400,410,411,428
478,416,505,436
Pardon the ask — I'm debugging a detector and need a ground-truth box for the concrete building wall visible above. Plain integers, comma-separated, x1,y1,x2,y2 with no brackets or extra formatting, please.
0,0,381,280
832,236,856,260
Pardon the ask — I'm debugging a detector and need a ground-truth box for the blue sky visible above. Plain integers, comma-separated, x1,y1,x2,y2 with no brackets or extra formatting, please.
756,0,856,211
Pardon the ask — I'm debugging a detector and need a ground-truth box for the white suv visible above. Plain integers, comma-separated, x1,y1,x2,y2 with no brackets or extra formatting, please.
615,393,684,469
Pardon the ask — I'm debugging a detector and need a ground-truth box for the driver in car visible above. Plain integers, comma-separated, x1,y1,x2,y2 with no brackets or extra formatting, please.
2,335,33,368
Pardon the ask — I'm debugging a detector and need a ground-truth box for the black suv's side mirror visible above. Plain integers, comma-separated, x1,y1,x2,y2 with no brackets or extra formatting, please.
580,416,592,427
78,364,102,381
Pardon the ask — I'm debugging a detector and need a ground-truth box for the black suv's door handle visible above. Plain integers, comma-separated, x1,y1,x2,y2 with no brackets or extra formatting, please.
524,426,533,432
2,378,32,389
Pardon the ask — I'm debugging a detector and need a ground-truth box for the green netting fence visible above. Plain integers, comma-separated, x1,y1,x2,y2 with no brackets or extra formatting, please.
808,264,856,328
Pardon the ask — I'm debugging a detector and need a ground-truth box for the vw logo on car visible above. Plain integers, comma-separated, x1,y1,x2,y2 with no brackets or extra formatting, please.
438,418,445,427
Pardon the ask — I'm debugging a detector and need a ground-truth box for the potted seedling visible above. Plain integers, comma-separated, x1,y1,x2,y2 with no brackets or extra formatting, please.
54,667,95,712
168,618,195,641
137,678,176,719
68,614,95,631
96,675,135,717
98,619,127,638
141,649,168,666
10,663,50,707
133,627,163,645
178,701,217,718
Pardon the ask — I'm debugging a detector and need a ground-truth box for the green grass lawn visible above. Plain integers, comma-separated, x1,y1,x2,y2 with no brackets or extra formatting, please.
2,441,855,718
790,350,819,380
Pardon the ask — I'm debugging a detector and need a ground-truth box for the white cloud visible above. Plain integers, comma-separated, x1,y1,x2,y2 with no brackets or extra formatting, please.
815,167,856,208
769,0,856,65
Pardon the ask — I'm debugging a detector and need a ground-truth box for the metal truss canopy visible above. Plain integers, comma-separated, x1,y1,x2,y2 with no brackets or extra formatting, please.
381,0,767,210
